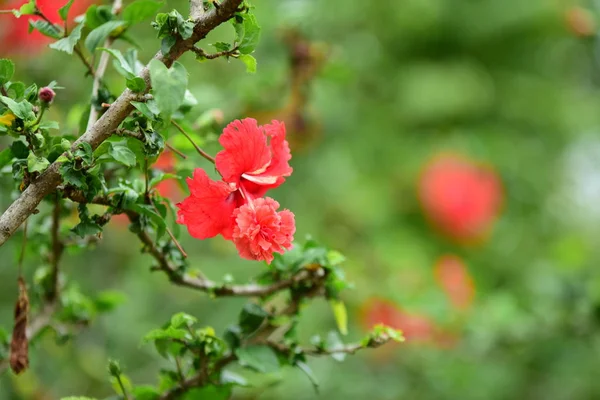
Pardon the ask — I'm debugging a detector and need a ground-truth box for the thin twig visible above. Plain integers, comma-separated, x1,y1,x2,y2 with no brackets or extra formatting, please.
190,45,239,60
171,120,215,164
166,143,187,160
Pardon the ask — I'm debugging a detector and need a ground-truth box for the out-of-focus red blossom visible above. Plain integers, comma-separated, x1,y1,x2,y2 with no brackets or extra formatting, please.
565,7,596,37
0,0,94,56
434,254,475,311
232,198,295,264
418,153,503,244
360,298,434,342
177,118,295,263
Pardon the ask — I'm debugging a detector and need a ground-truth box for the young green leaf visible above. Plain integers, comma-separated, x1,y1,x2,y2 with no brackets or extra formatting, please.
0,59,15,86
0,96,34,120
148,59,188,117
170,312,197,328
13,0,36,17
126,77,146,92
238,13,261,54
58,0,74,21
99,48,135,77
235,345,280,373
49,23,83,54
85,21,128,53
123,0,165,25
329,299,348,335
238,54,257,73
108,141,136,167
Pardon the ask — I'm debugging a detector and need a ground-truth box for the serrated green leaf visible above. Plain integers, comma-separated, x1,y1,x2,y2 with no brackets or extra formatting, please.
58,0,74,21
238,54,256,73
0,59,15,85
0,96,34,121
85,20,128,53
108,141,136,167
148,59,188,117
235,345,280,373
49,23,83,54
123,0,165,25
329,299,348,336
29,20,62,39
238,13,261,54
170,312,197,328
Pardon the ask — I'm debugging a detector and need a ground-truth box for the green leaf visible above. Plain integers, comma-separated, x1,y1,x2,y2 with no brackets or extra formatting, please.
100,47,135,77
10,141,29,158
0,148,14,169
0,59,15,86
85,20,128,53
238,13,261,54
148,60,188,117
325,331,346,362
181,386,232,400
128,203,166,239
60,397,99,400
58,0,74,21
123,0,164,25
108,141,136,167
29,20,62,39
94,290,127,313
235,345,280,373
238,54,256,73
329,299,348,335
296,361,319,392
220,370,249,387
131,386,160,400
170,312,197,328
212,42,231,52
143,326,188,343
239,303,268,335
126,76,146,92
13,0,36,17
59,162,87,189
84,5,110,29
49,23,83,54
0,96,34,120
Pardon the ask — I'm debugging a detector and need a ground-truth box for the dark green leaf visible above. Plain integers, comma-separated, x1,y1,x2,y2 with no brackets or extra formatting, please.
238,54,257,73
10,140,29,158
108,141,136,167
58,0,74,21
0,59,15,85
128,203,166,239
85,21,128,53
29,20,62,39
239,303,268,335
0,147,13,169
59,162,87,189
123,0,164,25
49,23,83,54
235,345,280,373
148,59,188,117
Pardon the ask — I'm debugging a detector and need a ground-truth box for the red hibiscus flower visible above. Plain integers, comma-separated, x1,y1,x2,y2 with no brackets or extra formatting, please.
418,153,503,244
434,254,475,311
177,118,295,263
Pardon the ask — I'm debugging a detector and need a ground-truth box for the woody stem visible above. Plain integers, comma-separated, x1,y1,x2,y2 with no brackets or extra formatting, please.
170,120,215,164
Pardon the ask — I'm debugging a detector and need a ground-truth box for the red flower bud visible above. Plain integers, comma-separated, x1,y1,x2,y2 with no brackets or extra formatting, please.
38,87,56,104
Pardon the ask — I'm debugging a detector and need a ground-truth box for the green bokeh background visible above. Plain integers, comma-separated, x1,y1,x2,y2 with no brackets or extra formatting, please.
3,0,600,398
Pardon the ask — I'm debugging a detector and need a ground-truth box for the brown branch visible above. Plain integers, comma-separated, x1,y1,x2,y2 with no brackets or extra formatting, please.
0,0,245,248
190,45,239,59
170,120,215,163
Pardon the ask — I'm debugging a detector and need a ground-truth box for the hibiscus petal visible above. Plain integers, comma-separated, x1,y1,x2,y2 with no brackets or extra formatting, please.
215,118,272,184
176,169,236,240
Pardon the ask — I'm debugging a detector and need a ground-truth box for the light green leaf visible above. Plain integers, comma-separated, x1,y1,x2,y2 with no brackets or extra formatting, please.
126,77,146,92
329,299,348,335
170,312,197,328
49,23,83,54
235,345,280,373
85,20,128,53
0,96,34,120
238,13,261,54
131,100,158,120
13,0,36,17
148,59,188,117
0,59,15,85
27,152,50,173
58,0,74,21
131,386,160,400
108,141,136,167
100,47,135,77
123,0,164,25
238,54,256,73
142,326,188,342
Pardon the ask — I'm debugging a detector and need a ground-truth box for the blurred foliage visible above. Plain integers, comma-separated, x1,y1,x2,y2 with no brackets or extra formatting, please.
2,0,600,399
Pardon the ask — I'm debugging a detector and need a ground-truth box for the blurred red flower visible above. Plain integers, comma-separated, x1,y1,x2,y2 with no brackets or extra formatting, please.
0,0,93,56
418,153,503,244
434,254,475,311
565,7,596,38
360,298,434,342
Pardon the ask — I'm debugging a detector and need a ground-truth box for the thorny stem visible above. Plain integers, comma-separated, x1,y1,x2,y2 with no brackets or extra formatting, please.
171,120,216,164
